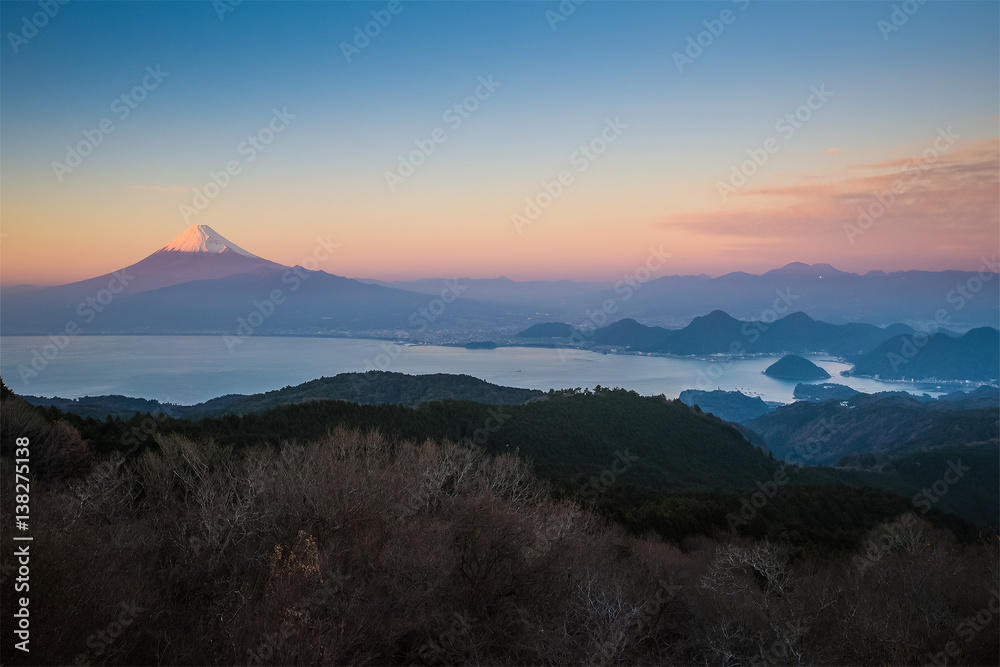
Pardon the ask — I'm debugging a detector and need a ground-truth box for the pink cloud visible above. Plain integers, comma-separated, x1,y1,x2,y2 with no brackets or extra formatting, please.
657,137,999,269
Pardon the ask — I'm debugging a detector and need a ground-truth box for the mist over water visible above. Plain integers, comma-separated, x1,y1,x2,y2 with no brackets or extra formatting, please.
1,335,945,405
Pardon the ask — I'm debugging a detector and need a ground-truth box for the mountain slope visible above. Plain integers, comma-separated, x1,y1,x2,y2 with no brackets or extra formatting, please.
678,389,773,423
2,224,529,335
2,224,290,334
850,327,1000,381
745,392,999,465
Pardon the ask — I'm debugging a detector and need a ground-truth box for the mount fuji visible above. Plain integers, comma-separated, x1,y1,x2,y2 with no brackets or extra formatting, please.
2,225,998,337
71,224,289,296
1,225,482,335
160,224,263,256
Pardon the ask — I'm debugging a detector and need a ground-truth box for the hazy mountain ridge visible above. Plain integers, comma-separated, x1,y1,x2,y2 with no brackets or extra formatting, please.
363,262,1000,328
614,264,1000,328
519,310,922,357
4,239,998,337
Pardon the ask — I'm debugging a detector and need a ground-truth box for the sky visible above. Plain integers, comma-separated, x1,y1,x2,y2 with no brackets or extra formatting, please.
1,0,997,286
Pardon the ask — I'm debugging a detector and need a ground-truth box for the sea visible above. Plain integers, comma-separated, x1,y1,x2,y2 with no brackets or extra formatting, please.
0,335,952,405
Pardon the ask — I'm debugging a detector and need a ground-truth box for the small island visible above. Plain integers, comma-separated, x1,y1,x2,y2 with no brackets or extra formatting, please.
763,355,831,380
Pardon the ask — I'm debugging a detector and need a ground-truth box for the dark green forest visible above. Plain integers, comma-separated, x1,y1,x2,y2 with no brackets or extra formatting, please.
18,383,997,549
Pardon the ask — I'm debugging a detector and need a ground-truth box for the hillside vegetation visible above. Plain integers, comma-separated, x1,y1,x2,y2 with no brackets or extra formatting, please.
24,371,545,420
1,402,997,666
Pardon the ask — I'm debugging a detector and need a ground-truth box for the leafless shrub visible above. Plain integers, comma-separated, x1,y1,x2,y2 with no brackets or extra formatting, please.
2,422,997,667
0,394,91,477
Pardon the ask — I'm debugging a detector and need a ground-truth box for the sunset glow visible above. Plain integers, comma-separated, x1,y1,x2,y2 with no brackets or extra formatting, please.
1,1,997,285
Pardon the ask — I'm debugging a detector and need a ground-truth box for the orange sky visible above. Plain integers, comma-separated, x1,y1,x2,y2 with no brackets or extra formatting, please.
2,0,998,287
3,135,996,287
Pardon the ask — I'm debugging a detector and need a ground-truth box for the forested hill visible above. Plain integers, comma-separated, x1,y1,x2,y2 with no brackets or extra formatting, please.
746,391,999,465
24,371,546,419
73,388,780,492
9,382,986,553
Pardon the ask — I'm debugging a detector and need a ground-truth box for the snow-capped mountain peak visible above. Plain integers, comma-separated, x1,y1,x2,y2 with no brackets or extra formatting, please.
160,224,260,259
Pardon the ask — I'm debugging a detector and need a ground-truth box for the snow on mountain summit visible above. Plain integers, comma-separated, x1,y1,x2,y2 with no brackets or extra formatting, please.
160,224,260,259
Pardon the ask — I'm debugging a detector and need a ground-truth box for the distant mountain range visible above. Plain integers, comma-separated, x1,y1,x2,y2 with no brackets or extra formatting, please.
3,226,998,339
519,310,920,357
591,261,1000,328
383,261,1000,328
516,310,999,381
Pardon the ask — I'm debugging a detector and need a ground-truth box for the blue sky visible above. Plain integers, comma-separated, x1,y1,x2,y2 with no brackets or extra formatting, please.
2,1,998,283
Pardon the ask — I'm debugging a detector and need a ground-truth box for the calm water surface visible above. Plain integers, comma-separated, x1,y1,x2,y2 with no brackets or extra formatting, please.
0,335,945,405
